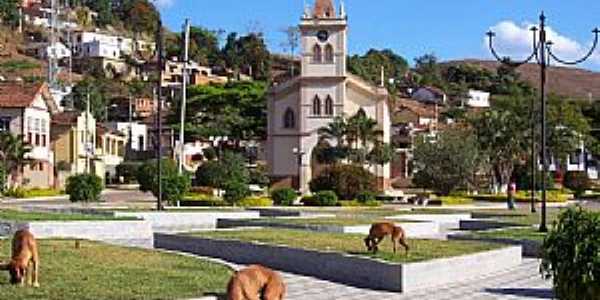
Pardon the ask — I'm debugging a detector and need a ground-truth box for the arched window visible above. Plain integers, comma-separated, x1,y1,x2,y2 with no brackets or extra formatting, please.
283,108,295,129
313,96,322,115
325,44,334,63
313,44,322,63
325,95,334,115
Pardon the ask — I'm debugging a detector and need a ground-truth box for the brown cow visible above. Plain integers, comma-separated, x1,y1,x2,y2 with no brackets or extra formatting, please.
227,265,286,300
0,229,40,287
364,222,409,254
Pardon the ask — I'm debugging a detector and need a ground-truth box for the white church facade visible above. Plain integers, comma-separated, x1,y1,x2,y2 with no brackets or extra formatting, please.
267,0,391,193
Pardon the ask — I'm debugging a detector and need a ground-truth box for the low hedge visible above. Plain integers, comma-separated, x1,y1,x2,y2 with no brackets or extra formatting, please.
237,196,273,207
470,190,570,203
302,191,338,207
437,196,474,205
338,200,382,207
181,193,225,207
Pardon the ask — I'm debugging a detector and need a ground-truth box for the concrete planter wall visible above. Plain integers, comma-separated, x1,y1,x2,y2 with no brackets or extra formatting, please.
386,214,472,230
217,219,440,238
155,234,522,292
459,219,522,231
0,220,153,248
448,234,542,257
114,211,260,233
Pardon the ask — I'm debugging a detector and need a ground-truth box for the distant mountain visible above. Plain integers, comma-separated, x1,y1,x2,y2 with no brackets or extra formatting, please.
445,59,600,100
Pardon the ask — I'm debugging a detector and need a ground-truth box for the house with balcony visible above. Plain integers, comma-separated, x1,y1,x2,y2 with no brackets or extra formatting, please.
51,111,101,187
96,126,126,183
0,82,57,188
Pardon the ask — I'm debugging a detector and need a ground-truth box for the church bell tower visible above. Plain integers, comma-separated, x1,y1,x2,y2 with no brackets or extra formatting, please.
300,0,347,78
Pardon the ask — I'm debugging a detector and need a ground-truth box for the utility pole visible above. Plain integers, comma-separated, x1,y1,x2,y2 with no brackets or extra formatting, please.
48,0,58,89
156,19,164,211
178,18,190,174
85,88,90,174
487,12,599,232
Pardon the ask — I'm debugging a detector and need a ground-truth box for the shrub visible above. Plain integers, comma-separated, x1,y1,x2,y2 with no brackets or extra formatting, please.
249,168,270,187
338,200,382,207
313,191,338,207
194,152,249,189
300,195,317,206
223,180,251,204
237,196,273,207
136,159,191,205
23,188,63,198
563,172,590,198
271,188,297,206
65,174,103,202
4,187,25,198
356,191,376,203
203,147,217,160
195,161,225,187
541,207,600,300
116,162,141,184
438,196,473,205
309,164,376,200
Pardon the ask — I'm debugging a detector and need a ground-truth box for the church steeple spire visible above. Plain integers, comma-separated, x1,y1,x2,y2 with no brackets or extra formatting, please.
313,0,336,18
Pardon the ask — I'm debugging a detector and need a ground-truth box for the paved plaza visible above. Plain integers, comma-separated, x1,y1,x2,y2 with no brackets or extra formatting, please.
198,258,552,300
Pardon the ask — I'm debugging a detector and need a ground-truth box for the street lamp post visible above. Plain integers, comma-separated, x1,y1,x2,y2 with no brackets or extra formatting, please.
487,12,599,232
292,147,305,193
155,19,165,211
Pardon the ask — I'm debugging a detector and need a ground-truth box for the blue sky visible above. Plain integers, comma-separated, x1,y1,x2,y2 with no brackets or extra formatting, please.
155,0,600,70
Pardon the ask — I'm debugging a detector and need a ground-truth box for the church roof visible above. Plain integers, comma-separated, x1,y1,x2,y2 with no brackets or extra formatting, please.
313,0,336,18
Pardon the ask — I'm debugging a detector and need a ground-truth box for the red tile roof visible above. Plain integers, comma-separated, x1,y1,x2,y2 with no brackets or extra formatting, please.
0,82,46,108
51,111,80,125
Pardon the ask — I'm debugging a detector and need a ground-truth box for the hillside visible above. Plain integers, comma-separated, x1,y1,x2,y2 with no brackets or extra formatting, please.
445,59,600,100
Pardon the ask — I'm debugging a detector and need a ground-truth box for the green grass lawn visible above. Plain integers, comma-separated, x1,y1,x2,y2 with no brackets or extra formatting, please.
468,227,547,243
0,210,136,222
470,208,563,226
189,229,502,264
0,240,232,300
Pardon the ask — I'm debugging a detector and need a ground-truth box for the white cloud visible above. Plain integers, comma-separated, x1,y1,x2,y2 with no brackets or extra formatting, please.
486,20,600,67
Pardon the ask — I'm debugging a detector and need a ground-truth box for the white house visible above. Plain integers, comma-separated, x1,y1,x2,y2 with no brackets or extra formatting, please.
110,122,148,152
465,89,490,108
0,82,57,188
267,0,391,193
72,31,134,60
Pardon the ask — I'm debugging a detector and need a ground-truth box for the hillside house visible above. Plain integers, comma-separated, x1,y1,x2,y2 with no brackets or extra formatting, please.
411,86,447,105
0,82,57,188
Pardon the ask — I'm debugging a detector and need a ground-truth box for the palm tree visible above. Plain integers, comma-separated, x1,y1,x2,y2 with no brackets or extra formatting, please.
317,116,347,147
0,132,32,188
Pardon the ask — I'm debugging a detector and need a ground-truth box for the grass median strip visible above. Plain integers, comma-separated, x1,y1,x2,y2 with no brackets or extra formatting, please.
0,209,136,222
189,228,502,264
0,240,232,300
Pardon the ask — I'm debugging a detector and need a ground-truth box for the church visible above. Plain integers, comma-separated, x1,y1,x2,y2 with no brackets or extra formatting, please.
266,0,391,194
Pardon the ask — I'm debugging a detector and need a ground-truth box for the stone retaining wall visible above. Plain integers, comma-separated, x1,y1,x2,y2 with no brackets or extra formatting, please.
459,219,522,231
0,220,153,248
155,234,522,292
114,211,260,233
386,214,472,230
216,219,440,238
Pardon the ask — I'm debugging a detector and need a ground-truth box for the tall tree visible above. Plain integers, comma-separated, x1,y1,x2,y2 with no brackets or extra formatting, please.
414,53,443,87
280,26,300,75
413,128,480,195
170,81,267,145
470,95,531,192
223,32,271,80
124,0,159,35
0,0,19,27
188,26,223,66
347,49,409,94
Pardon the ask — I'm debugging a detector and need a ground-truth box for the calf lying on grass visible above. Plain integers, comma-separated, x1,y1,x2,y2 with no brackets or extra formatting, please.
0,229,40,287
364,222,409,255
227,265,286,300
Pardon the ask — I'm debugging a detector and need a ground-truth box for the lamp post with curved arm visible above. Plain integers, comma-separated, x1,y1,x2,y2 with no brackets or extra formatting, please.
487,12,599,232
